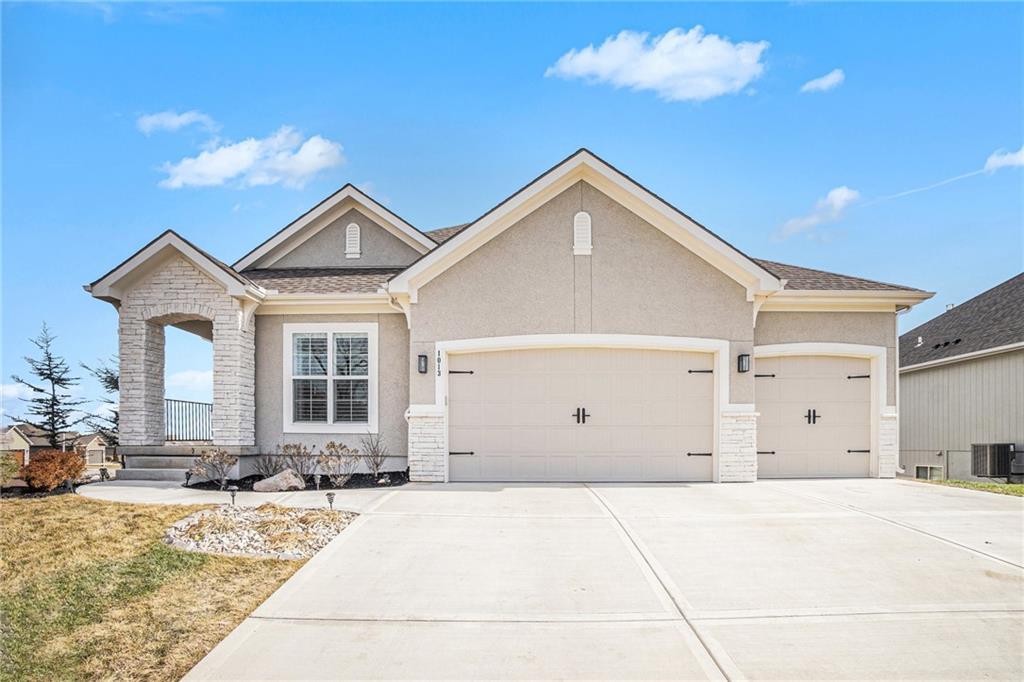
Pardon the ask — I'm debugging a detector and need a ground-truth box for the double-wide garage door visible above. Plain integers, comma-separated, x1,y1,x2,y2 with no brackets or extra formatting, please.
756,355,872,478
448,347,714,482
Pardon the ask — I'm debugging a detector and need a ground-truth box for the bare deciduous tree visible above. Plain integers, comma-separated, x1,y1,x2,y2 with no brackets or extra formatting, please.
360,432,389,479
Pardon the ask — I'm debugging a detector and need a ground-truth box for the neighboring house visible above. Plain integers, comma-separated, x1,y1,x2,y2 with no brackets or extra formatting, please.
899,274,1024,481
86,150,932,483
74,433,110,465
0,425,32,467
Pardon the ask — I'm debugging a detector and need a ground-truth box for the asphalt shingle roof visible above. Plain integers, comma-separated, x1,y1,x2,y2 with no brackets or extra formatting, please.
899,273,1024,368
242,268,403,294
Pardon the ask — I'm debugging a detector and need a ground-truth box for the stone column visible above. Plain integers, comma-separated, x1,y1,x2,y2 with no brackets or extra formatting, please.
718,410,758,482
406,405,446,481
878,410,898,478
118,316,166,446
211,310,256,447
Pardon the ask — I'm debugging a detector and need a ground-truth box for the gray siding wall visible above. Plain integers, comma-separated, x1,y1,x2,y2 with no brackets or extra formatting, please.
268,207,422,268
254,312,409,470
899,350,1024,479
408,181,756,405
755,311,899,405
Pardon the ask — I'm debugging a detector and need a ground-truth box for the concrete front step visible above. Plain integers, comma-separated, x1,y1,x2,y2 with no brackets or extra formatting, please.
125,455,199,470
117,468,191,483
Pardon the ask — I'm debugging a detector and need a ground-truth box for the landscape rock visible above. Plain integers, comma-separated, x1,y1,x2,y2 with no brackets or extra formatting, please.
253,468,305,492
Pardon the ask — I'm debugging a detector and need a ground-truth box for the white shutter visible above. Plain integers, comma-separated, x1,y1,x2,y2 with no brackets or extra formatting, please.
345,223,361,258
573,211,592,255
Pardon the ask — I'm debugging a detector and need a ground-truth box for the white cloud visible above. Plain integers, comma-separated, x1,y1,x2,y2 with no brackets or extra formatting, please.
984,145,1024,172
167,370,213,393
545,26,769,102
778,186,860,239
158,126,344,189
800,68,845,93
137,109,219,135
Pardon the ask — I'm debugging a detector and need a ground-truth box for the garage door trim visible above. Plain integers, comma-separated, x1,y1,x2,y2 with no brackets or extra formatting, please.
754,342,889,478
435,334,739,482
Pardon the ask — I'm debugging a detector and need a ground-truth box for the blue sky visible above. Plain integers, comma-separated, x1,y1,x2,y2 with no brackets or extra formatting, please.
2,2,1022,418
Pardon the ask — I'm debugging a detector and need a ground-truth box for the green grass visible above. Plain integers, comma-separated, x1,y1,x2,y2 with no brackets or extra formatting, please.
0,494,300,681
919,478,1024,497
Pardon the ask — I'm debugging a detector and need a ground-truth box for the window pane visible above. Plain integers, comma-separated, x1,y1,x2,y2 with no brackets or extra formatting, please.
293,379,328,422
333,378,369,423
293,333,328,376
334,333,368,377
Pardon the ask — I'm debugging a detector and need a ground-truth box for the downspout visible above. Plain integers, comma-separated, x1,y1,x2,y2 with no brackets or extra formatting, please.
894,307,911,475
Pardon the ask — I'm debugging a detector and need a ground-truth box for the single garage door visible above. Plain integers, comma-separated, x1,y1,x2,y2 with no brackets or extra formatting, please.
448,347,714,482
756,355,872,478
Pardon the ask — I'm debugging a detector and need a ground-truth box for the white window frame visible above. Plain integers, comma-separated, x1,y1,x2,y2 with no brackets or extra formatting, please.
283,322,378,434
345,222,361,259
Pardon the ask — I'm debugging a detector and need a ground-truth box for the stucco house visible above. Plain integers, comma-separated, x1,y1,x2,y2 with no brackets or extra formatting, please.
86,150,932,483
899,273,1023,481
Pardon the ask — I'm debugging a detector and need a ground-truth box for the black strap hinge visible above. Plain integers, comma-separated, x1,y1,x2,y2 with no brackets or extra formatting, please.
688,369,714,374
448,370,474,375
847,374,870,379
448,451,475,456
754,373,776,378
846,449,870,454
757,450,775,455
686,452,713,457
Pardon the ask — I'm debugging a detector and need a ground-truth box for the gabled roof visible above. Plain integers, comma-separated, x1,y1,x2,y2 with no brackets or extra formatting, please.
86,230,265,304
900,273,1024,369
233,184,437,271
389,149,784,302
752,259,924,292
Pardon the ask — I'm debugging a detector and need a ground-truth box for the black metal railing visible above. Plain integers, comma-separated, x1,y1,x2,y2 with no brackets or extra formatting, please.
165,398,213,442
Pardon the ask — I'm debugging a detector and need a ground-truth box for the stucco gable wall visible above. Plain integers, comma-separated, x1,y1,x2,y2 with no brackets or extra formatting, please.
267,207,422,269
754,311,898,405
409,181,755,404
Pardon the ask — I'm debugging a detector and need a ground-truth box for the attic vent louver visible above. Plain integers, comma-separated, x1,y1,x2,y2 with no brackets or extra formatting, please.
345,223,361,259
573,211,592,256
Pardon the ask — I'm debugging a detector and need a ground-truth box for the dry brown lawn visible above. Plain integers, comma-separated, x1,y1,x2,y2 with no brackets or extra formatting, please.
0,494,301,681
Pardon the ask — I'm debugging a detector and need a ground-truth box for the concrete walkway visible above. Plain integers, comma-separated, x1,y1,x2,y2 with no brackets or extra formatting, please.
165,479,1020,680
77,479,393,513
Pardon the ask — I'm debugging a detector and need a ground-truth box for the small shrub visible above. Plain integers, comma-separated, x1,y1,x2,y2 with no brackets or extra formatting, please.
279,443,316,481
253,453,285,479
21,449,86,491
318,441,359,488
0,452,21,485
189,449,238,490
360,432,389,479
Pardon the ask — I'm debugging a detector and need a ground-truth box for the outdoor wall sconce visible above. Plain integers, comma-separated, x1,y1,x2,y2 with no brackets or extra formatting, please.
418,354,428,374
737,353,751,373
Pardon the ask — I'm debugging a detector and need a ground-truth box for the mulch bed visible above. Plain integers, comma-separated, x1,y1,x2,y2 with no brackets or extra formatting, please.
186,470,409,492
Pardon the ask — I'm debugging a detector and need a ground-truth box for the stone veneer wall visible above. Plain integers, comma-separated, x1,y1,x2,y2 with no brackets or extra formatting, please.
878,411,898,478
406,405,446,481
118,255,255,447
718,411,758,482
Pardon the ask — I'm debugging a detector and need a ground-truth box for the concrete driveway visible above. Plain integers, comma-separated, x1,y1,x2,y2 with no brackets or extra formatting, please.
187,479,1023,680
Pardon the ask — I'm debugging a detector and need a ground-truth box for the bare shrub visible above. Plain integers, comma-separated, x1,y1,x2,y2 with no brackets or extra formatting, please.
360,432,389,479
189,449,238,490
253,453,285,479
21,449,86,491
318,441,359,488
0,452,21,485
279,443,316,482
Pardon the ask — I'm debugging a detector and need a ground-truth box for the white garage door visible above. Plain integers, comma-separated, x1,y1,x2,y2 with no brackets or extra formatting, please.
448,347,715,482
755,355,872,478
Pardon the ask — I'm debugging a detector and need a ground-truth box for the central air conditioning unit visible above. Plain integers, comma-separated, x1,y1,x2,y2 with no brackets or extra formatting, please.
971,443,1016,478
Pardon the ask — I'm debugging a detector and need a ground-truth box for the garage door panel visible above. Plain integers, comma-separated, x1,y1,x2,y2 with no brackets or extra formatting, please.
757,354,871,479
449,347,715,482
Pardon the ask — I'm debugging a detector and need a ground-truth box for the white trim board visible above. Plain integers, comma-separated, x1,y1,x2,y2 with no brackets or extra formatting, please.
235,185,435,270
430,333,747,483
388,149,784,304
754,342,890,478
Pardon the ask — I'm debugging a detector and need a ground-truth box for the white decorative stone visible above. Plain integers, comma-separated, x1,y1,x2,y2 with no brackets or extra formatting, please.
719,410,758,482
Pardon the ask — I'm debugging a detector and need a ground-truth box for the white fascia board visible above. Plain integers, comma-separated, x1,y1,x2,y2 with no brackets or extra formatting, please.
235,186,434,270
255,292,398,315
88,232,263,304
388,151,784,301
899,341,1024,374
760,289,933,312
